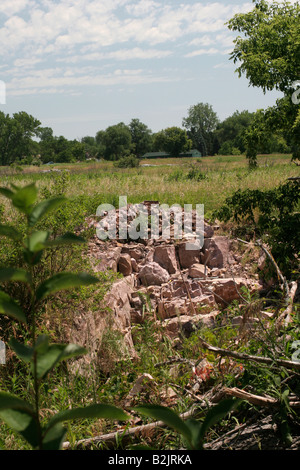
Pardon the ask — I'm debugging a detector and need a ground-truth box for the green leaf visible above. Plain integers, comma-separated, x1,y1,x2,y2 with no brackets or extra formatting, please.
134,405,192,443
28,197,66,227
0,187,14,199
199,399,240,443
45,404,130,434
34,342,87,379
25,230,50,253
42,423,66,450
11,183,38,214
0,392,39,448
36,272,99,301
0,225,23,242
0,291,27,324
9,338,34,363
184,419,203,450
0,268,31,284
44,233,86,248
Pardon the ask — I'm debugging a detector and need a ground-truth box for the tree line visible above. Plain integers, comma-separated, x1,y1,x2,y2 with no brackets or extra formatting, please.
0,104,293,167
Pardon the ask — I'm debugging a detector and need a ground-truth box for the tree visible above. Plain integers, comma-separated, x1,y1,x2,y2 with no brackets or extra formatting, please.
182,103,219,156
100,123,132,160
129,118,153,157
0,112,41,165
81,136,99,159
215,110,254,155
153,127,192,157
227,0,300,164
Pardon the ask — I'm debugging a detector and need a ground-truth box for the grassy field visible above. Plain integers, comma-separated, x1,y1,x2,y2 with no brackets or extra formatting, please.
0,153,298,217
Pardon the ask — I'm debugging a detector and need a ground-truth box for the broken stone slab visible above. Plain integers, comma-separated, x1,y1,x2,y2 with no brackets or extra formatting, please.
67,275,138,375
121,244,146,261
201,236,236,269
118,253,133,276
161,311,219,338
153,244,178,274
200,278,247,307
89,243,122,273
188,263,208,279
177,241,201,269
138,262,170,286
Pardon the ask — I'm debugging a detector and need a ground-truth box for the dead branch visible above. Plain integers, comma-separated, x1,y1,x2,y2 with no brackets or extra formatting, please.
62,405,199,450
222,387,300,408
198,338,300,371
275,281,298,331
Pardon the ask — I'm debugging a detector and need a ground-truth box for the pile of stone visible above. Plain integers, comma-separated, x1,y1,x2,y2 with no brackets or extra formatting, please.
81,202,263,366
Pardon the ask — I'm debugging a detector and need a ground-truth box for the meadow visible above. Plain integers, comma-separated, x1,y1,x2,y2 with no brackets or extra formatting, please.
1,153,297,216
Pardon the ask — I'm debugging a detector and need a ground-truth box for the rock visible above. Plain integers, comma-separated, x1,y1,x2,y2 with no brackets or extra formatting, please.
161,311,219,338
68,275,137,375
131,258,139,272
89,243,122,273
158,279,215,319
204,223,214,238
201,278,247,307
153,245,178,274
177,241,201,269
118,253,132,276
188,263,207,279
122,244,145,261
202,236,235,269
138,262,170,286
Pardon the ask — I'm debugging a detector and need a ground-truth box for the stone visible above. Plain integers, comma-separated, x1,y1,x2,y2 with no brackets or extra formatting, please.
89,243,122,273
177,241,201,269
201,278,247,307
162,311,219,338
118,253,132,276
68,275,137,375
202,236,235,269
158,279,215,320
138,262,170,286
153,245,178,274
122,244,145,261
188,263,207,279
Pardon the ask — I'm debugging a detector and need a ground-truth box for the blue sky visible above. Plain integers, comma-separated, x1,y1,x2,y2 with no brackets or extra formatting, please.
0,0,288,140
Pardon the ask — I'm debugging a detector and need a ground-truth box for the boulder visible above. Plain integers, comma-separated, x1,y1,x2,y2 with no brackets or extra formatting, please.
201,278,247,307
138,262,170,286
202,236,235,269
177,241,201,269
188,263,207,279
118,253,133,276
153,245,178,274
68,275,137,375
89,243,122,273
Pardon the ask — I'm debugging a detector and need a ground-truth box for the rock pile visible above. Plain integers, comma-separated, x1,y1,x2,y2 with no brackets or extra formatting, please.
82,202,263,365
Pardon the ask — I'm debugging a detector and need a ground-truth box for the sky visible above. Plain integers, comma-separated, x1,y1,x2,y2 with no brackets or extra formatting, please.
0,0,289,140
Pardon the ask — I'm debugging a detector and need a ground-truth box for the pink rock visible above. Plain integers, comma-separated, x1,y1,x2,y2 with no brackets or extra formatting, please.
118,253,132,276
138,262,170,286
153,245,178,274
202,236,235,269
177,241,201,269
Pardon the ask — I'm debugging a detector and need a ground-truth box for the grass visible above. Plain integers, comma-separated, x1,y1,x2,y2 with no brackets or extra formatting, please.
0,154,297,218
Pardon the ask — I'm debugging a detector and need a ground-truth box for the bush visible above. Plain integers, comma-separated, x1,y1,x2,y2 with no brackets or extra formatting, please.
214,180,300,277
113,154,140,168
